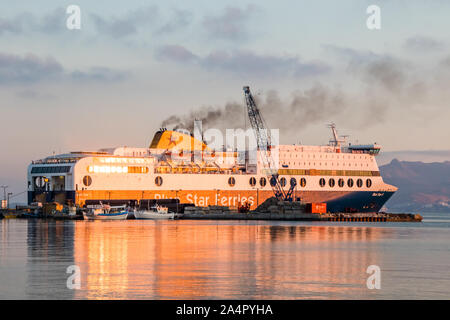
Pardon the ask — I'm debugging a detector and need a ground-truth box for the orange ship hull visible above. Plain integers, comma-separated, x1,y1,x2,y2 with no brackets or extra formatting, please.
30,188,395,213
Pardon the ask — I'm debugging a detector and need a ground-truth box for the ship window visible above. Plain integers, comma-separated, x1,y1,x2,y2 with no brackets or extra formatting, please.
347,178,354,187
357,179,363,188
260,177,267,187
155,176,163,186
329,178,335,187
300,178,306,187
270,177,277,187
366,179,372,188
290,178,297,187
249,177,256,187
31,166,71,174
319,178,326,187
338,178,344,187
83,175,92,187
228,177,235,187
280,177,287,187
128,166,149,174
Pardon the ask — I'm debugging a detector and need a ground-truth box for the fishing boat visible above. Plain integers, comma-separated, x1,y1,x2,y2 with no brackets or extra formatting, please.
83,204,128,220
2,211,18,219
134,204,176,220
21,210,41,218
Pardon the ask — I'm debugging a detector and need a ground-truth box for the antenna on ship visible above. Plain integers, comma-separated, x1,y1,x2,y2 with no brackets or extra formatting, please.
328,123,347,147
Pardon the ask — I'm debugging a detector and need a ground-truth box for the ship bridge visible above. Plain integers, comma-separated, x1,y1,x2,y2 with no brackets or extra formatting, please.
346,144,381,155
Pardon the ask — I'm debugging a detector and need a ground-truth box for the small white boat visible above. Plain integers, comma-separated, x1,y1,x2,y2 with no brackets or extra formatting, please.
83,204,128,220
134,204,176,220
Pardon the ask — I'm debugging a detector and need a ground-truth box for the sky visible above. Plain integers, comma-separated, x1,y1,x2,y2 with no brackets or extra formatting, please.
1,0,450,200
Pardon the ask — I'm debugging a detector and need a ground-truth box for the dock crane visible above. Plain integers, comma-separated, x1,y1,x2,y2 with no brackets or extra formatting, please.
243,86,295,202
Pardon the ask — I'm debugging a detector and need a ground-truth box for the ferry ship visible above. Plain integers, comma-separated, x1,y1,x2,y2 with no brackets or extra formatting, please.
27,122,397,213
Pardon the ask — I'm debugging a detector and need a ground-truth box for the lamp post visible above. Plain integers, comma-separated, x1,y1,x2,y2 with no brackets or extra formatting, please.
7,192,12,209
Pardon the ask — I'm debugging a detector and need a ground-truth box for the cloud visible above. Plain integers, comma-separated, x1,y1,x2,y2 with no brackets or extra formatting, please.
156,45,198,62
0,8,68,36
91,6,159,38
156,9,193,34
323,44,394,65
0,52,127,85
1,6,192,40
0,53,63,84
70,67,128,82
156,45,330,77
324,44,450,126
403,36,445,53
323,44,408,92
202,51,330,77
0,16,23,35
202,5,259,40
161,44,450,137
439,55,450,68
34,7,67,34
362,58,407,93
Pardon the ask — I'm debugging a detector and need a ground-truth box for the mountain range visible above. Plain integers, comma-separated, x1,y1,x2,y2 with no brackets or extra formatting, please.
380,159,450,213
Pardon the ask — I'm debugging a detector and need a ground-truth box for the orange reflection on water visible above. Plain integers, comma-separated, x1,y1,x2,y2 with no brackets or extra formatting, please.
74,221,389,299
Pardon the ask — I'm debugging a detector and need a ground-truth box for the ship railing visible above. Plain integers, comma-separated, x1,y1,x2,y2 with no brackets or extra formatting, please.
32,159,78,164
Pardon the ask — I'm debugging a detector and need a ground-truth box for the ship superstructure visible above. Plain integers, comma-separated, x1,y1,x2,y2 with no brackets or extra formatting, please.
27,124,397,212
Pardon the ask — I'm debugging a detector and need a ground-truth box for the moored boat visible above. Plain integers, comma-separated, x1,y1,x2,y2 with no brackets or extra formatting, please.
83,204,128,220
3,211,18,219
134,204,176,220
21,210,41,218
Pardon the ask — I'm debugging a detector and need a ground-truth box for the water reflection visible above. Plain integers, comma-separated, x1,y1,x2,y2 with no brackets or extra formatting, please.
73,221,388,299
2,219,449,299
26,220,75,299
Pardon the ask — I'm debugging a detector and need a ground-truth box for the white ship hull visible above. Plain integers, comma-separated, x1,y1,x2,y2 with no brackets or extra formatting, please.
134,210,175,220
83,211,129,220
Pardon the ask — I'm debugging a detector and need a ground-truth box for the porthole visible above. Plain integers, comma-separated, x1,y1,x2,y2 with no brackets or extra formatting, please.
280,177,287,187
260,177,267,187
357,179,363,188
366,179,372,188
300,178,306,187
338,178,344,187
249,177,256,187
35,176,47,188
329,178,335,187
290,178,297,187
319,178,326,187
347,178,354,188
83,175,92,187
228,177,235,187
155,176,163,186
270,177,277,187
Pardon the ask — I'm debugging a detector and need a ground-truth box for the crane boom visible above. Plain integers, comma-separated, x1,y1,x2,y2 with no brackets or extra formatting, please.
243,86,293,201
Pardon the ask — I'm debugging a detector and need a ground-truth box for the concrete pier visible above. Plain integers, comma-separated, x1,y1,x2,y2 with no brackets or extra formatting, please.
181,201,423,222
181,210,422,222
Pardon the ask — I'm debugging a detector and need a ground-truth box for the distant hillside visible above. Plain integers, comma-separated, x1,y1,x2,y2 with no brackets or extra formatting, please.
380,159,450,212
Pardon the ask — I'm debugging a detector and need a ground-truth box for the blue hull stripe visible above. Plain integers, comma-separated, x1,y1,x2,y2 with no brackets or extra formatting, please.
97,211,128,217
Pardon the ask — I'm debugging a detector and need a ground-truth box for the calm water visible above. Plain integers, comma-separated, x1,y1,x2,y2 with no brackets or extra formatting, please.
1,213,449,300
